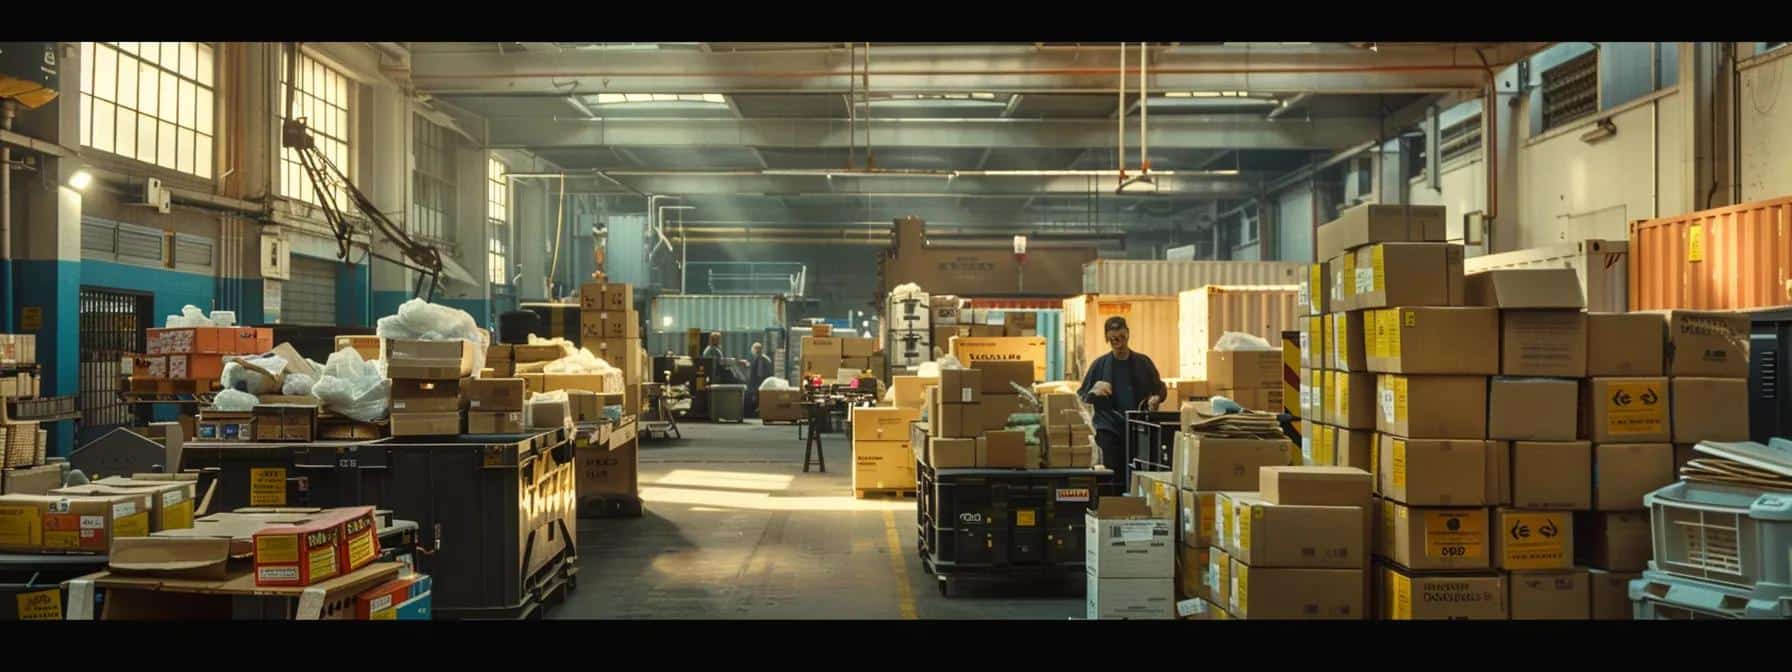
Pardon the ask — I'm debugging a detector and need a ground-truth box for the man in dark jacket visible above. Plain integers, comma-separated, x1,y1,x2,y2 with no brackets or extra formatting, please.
746,342,774,416
1077,316,1167,472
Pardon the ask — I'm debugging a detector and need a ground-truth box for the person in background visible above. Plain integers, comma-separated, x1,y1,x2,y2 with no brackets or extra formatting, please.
1076,315,1167,473
746,342,774,416
702,332,726,362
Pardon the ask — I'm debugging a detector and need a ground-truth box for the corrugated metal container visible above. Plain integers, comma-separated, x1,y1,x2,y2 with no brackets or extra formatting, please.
1082,260,1306,295
1630,196,1792,311
1061,295,1180,381
1465,240,1630,313
991,309,1064,382
1176,285,1300,380
650,294,787,333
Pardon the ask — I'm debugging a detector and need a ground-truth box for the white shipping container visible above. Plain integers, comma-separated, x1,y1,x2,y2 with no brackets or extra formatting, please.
1177,285,1301,380
1464,239,1628,313
1083,260,1306,296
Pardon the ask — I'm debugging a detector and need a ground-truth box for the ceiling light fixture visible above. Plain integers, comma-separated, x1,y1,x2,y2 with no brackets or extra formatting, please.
68,169,94,191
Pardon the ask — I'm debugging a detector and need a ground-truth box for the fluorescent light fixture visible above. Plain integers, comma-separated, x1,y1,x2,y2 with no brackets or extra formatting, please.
68,169,93,191
1579,119,1617,144
591,93,726,105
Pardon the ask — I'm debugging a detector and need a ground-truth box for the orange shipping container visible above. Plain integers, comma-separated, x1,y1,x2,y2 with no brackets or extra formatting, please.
1062,294,1179,381
1176,285,1300,380
1630,195,1792,311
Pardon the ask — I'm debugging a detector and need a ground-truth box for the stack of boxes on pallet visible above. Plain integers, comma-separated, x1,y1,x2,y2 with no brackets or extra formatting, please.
851,406,921,494
386,338,478,437
579,282,644,415
887,289,932,373
1086,495,1175,619
1164,431,1298,619
0,334,48,491
136,326,273,393
800,330,884,383
1208,348,1283,416
0,473,199,554
922,364,1064,472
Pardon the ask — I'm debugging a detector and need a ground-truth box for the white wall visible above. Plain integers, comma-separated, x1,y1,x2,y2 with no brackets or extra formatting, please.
1275,187,1314,261
1739,48,1792,201
1514,90,1686,248
1407,157,1488,243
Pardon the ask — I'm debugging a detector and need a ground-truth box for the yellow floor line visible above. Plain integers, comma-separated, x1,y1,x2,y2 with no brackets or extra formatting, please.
882,509,919,619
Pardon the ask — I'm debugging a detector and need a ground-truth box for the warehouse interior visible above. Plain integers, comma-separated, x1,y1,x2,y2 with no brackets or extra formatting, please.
0,41,1789,621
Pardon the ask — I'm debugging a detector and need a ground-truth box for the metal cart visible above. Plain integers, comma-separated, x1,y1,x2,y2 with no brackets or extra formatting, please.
917,461,1115,597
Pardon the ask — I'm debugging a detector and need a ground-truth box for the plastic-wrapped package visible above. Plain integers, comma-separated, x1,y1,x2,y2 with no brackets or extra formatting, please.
935,355,965,370
916,361,943,378
209,310,237,326
526,334,578,359
165,305,217,328
221,355,289,395
1214,331,1276,351
311,347,391,422
281,373,316,397
375,298,490,378
758,377,791,391
211,389,259,412
890,282,925,298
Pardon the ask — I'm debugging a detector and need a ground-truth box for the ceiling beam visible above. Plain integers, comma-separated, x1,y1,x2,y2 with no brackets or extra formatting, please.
412,43,1538,95
486,115,1384,151
590,172,1260,198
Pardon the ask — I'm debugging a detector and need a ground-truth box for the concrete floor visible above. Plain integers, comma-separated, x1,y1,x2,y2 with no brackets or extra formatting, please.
556,420,1084,620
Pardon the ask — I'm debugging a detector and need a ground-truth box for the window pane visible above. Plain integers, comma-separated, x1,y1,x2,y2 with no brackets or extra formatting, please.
158,121,177,169
117,42,136,56
160,71,177,124
195,134,212,179
79,93,92,145
117,56,138,109
94,44,117,101
160,42,180,69
178,128,195,174
137,42,157,64
116,109,137,159
179,43,197,80
81,43,94,95
197,44,214,87
92,99,116,152
178,80,196,127
137,114,157,164
138,65,158,117
196,87,213,133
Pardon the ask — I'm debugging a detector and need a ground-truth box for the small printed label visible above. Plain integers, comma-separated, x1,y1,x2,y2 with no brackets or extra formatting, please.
1116,521,1157,543
960,388,973,403
80,515,104,530
1177,598,1208,617
250,468,286,506
371,594,394,613
1016,510,1036,527
1302,437,1315,465
1688,223,1705,262
1391,573,1413,620
1371,245,1387,292
257,566,300,582
162,490,183,508
1500,511,1569,569
113,502,137,519
469,400,481,408
1602,382,1666,436
1239,506,1256,553
1380,380,1398,424
1392,439,1408,491
15,589,60,620
1424,510,1486,560
392,400,407,409
1355,267,1375,295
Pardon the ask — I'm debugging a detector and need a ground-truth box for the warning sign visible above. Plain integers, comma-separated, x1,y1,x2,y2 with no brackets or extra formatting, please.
1423,510,1485,560
16,588,60,620
1602,381,1666,436
250,468,287,507
1498,510,1570,570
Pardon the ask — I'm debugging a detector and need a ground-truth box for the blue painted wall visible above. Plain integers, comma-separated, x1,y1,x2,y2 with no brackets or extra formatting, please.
336,261,371,327
82,260,216,323
9,259,79,457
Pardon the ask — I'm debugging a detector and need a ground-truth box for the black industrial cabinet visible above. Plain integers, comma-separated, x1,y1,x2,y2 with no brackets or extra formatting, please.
1749,307,1792,443
917,462,1113,597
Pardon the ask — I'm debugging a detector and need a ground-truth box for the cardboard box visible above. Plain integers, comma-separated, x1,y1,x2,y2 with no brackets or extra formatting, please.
250,403,318,442
1217,492,1264,553
1380,564,1507,620
1259,466,1373,507
578,425,639,499
1492,508,1574,570
976,430,1028,468
0,333,36,364
803,336,843,358
1507,569,1589,619
1575,510,1651,571
1299,262,1329,316
1087,577,1174,620
108,536,233,581
1208,546,1233,607
1229,564,1364,620
1335,427,1373,473
565,390,609,423
1375,375,1488,439
1177,545,1211,601
1178,489,1218,548
1173,434,1295,491
357,574,433,620
891,376,936,410
1324,311,1364,372
1486,437,1513,506
1378,436,1489,506
854,439,916,490
252,506,379,586
1587,312,1666,376
0,492,153,553
1084,496,1175,579
1510,441,1592,510
853,407,921,442
975,394,1026,431
525,395,571,430
579,282,633,311
1300,315,1325,369
1322,307,1341,367
195,411,255,442
389,412,462,437
800,354,843,378
1593,443,1674,511
1218,386,1283,413
512,344,564,364
949,336,1047,384
938,368,981,404
927,396,973,439
542,372,619,394
1588,568,1640,620
518,373,545,394
1365,307,1499,374
929,438,977,469
840,356,871,372
60,480,195,531
385,339,478,379
335,335,383,362
1325,371,1376,430
1381,500,1490,570
1300,369,1320,426
1315,203,1447,262
389,378,462,413
1163,378,1210,408
1329,253,1357,312
462,377,524,413
1465,268,1586,309
1,464,61,495
1230,501,1364,568
1651,309,1750,378
841,337,877,358
1671,377,1749,443
165,353,228,381
1208,350,1281,390
1582,377,1670,443
1351,242,1466,310
468,411,525,434
1500,310,1589,377
973,360,1034,394
580,310,640,340
1131,471,1178,519
1488,377,1579,441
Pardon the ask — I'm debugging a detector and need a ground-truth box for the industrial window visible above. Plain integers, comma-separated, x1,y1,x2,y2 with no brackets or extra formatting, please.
278,47,352,207
1439,114,1483,165
411,117,454,242
1541,50,1599,133
78,42,216,178
487,156,509,286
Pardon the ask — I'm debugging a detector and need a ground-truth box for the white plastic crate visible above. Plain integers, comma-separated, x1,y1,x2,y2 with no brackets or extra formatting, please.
1645,480,1792,592
1629,569,1792,619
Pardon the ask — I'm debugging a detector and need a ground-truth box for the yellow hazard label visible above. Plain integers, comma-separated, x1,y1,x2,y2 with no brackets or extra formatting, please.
250,468,286,507
1602,382,1667,436
256,534,300,564
1392,438,1408,491
1424,510,1486,560
1391,572,1413,620
0,506,40,546
1688,224,1705,262
1016,509,1036,527
1372,245,1387,292
347,530,379,567
16,588,60,620
1500,511,1570,569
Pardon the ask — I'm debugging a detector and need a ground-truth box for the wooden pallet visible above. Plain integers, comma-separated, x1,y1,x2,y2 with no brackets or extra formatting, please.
854,488,917,500
759,418,803,426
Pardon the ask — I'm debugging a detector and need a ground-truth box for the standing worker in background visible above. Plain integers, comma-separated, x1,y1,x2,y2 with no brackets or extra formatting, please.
746,342,773,416
1077,316,1166,472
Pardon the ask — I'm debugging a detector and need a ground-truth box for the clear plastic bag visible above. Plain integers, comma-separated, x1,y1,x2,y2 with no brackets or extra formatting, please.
758,377,792,391
311,347,391,422
376,298,490,377
281,373,316,397
221,355,289,395
916,361,943,378
165,304,217,328
211,389,259,412
935,355,965,370
1214,331,1276,351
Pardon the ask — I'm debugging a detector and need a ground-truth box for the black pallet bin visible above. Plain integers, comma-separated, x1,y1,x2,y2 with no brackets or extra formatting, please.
917,461,1113,597
180,441,383,511
1750,307,1792,443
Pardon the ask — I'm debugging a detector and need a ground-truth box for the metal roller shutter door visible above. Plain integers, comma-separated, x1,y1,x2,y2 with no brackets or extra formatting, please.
284,256,339,325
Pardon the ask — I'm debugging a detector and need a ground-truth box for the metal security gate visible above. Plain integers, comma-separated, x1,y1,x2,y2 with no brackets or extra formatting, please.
284,256,339,325
78,287,151,445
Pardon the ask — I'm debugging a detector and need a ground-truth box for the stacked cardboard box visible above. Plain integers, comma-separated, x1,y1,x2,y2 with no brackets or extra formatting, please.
852,406,922,494
1169,430,1295,618
800,335,844,381
1041,392,1093,468
838,336,883,376
1,337,43,468
1208,349,1281,413
1087,496,1175,619
887,290,934,369
141,327,273,384
386,339,476,437
579,282,645,415
1222,466,1373,619
466,378,528,433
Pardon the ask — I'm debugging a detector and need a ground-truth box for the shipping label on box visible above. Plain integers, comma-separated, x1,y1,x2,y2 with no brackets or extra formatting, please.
1657,310,1749,377
1501,310,1588,377
1385,500,1490,570
1493,508,1573,570
1584,377,1669,443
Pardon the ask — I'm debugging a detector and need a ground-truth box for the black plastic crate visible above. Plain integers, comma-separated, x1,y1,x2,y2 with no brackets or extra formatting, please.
921,465,1107,572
